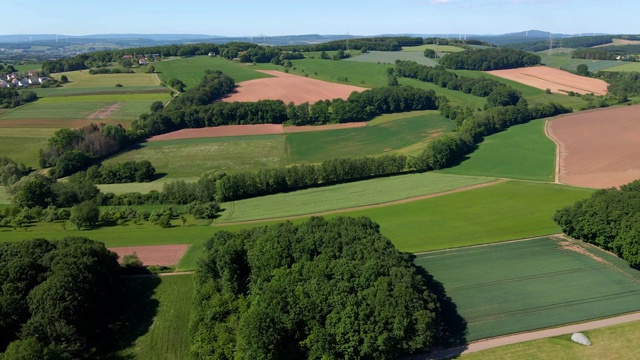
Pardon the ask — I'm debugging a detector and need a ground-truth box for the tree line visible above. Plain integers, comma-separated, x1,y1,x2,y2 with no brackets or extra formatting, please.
554,180,640,268
74,160,156,184
572,45,640,61
191,216,440,359
134,84,441,137
438,48,541,70
0,237,123,359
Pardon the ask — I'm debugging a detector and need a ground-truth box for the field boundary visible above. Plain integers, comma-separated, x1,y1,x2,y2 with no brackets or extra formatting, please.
424,312,640,359
214,178,506,226
412,233,562,257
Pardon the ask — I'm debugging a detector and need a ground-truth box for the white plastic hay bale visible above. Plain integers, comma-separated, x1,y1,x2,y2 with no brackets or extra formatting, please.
571,332,591,346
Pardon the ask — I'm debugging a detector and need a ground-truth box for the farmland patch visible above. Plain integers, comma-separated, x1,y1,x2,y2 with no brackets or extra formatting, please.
546,105,640,188
347,50,438,66
415,236,640,340
487,66,609,95
109,244,189,266
222,70,366,104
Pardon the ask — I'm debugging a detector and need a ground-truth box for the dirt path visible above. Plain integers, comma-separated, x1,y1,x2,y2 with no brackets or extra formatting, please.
214,178,507,227
423,312,640,359
87,102,123,119
544,119,562,184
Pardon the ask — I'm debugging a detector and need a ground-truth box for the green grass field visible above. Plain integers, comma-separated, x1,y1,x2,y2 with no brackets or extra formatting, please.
219,173,495,222
57,70,161,88
287,113,455,163
32,86,167,98
0,127,57,167
415,236,640,341
347,51,438,66
0,100,158,121
97,176,199,195
403,44,465,53
444,119,556,181
603,62,640,72
537,53,622,72
115,275,193,360
366,110,439,126
152,56,272,88
105,135,288,177
462,320,640,359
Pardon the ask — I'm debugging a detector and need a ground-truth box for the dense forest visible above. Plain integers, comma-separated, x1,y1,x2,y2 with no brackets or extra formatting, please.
595,71,640,97
554,180,640,268
572,45,640,61
503,35,613,52
0,88,37,109
0,237,122,359
191,217,441,359
438,48,541,70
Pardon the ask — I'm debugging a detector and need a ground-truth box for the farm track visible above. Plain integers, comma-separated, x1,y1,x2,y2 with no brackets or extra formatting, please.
214,178,507,226
421,311,640,359
544,119,562,184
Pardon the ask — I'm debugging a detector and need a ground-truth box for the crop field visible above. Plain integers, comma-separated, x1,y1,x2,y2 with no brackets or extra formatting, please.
219,173,496,222
415,236,640,341
462,320,640,360
287,112,456,163
604,62,640,72
33,86,167,97
403,44,465,53
0,100,157,123
0,127,57,167
366,110,439,126
57,70,161,88
346,50,438,66
116,275,193,360
444,119,555,181
13,63,43,71
268,58,391,88
487,66,609,95
153,56,272,88
105,135,287,177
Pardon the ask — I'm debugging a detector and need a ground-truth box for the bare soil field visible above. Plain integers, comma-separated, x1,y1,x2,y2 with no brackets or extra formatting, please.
222,70,366,104
109,244,189,266
487,66,608,95
594,38,640,47
148,124,285,141
283,122,367,133
87,102,123,119
546,106,640,188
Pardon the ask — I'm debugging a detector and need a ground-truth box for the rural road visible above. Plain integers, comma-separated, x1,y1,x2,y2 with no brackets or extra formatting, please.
419,312,640,359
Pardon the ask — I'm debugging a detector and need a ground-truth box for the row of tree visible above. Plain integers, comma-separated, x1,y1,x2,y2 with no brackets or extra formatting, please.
88,67,134,74
191,216,440,359
572,45,640,61
438,48,541,70
0,237,122,359
134,85,441,136
0,88,37,109
554,180,640,268
73,160,156,184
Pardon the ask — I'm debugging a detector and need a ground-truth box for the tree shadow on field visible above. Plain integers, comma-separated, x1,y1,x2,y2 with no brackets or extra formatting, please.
98,275,161,359
408,254,468,351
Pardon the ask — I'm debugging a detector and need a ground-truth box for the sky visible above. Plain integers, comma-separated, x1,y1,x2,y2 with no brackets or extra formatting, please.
6,0,640,36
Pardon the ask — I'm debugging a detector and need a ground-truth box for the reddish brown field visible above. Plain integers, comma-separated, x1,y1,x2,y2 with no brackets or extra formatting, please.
109,244,189,266
222,70,366,104
283,122,367,133
547,105,640,188
148,124,285,141
487,66,608,95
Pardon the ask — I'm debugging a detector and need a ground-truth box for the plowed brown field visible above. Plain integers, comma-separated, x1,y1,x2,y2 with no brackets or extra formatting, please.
546,106,640,188
148,124,285,141
109,244,189,266
222,70,366,104
487,66,608,95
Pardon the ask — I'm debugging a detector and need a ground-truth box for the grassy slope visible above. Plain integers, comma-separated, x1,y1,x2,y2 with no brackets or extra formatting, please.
0,127,57,167
537,53,622,72
603,62,640,72
97,176,199,195
0,186,8,204
462,321,640,360
152,56,272,88
346,51,438,66
104,135,288,177
443,119,556,181
287,113,455,163
116,275,194,360
416,237,640,341
219,173,495,222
